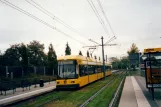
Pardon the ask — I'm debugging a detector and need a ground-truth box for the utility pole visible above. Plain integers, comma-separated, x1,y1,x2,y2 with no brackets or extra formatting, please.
101,36,106,79
83,36,117,79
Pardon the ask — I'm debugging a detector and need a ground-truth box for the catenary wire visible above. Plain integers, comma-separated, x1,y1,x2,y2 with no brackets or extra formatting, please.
0,0,85,45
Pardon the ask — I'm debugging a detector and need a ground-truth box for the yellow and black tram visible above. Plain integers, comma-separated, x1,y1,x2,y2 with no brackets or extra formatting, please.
56,55,112,89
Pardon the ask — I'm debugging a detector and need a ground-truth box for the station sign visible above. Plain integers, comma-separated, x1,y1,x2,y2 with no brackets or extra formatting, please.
144,48,161,53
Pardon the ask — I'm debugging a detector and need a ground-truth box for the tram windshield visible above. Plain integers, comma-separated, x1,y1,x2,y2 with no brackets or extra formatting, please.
58,60,77,79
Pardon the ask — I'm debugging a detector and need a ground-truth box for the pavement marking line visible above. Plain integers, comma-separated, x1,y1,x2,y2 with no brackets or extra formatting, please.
0,86,55,103
131,76,151,107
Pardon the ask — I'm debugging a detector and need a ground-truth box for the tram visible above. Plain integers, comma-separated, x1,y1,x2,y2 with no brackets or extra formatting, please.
56,55,112,89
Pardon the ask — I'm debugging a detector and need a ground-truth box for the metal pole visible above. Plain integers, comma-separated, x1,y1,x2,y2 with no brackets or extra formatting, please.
139,53,141,70
6,66,8,78
101,36,106,79
44,67,45,76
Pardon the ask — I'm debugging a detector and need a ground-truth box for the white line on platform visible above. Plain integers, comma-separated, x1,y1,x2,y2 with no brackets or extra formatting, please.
131,76,151,107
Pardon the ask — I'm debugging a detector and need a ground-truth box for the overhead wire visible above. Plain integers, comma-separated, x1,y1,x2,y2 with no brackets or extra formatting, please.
0,0,85,45
86,0,109,36
97,0,116,37
27,0,87,39
104,36,116,44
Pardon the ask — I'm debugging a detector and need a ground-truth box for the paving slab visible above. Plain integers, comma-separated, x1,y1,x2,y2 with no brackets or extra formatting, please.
119,76,137,107
131,76,150,107
135,76,160,107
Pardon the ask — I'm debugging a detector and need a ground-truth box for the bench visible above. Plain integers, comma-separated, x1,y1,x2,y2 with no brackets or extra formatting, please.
21,80,31,91
0,81,16,95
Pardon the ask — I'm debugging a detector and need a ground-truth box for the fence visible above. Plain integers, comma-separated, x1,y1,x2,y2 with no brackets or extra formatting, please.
0,66,57,80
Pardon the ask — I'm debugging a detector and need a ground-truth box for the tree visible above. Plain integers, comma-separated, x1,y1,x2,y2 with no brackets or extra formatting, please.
18,43,28,72
3,44,21,66
0,50,3,66
79,51,83,56
87,51,90,57
127,43,139,55
109,57,119,63
109,57,119,69
120,56,130,69
127,43,139,70
48,44,57,75
2,43,29,67
27,40,46,66
99,56,100,61
65,42,71,55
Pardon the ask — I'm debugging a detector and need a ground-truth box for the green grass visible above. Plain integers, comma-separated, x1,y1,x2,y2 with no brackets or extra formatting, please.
14,74,121,107
44,75,116,107
86,78,122,107
128,70,141,76
15,91,68,107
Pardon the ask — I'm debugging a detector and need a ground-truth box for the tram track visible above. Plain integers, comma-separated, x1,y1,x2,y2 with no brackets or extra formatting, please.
13,71,124,107
36,71,123,107
79,71,125,107
108,72,127,107
36,90,74,107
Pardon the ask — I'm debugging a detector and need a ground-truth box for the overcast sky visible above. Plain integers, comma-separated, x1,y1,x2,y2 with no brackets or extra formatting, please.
0,0,161,59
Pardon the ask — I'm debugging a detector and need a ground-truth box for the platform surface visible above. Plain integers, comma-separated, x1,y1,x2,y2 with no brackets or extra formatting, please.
0,81,56,106
119,76,151,107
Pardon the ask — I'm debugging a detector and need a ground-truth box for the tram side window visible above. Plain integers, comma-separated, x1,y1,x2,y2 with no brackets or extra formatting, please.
105,66,108,71
105,66,111,71
79,65,88,76
96,66,102,72
88,65,95,75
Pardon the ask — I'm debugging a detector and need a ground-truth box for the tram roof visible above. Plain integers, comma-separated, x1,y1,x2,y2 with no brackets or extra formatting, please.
57,55,111,66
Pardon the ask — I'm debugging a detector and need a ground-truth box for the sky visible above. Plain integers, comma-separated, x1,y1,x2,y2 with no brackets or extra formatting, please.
0,0,161,60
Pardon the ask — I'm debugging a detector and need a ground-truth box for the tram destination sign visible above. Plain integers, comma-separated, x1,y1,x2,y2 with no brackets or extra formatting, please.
59,60,75,65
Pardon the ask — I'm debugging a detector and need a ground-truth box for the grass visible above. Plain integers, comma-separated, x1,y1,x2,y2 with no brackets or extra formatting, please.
14,74,116,107
44,75,116,107
86,78,122,107
13,73,125,107
15,91,68,107
128,69,141,76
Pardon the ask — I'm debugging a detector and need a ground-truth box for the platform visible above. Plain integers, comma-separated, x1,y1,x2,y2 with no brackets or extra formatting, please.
119,76,151,107
0,81,56,106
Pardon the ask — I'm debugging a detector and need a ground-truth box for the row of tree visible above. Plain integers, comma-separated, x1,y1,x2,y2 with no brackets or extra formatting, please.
0,41,102,67
0,41,57,68
0,40,139,70
109,43,140,69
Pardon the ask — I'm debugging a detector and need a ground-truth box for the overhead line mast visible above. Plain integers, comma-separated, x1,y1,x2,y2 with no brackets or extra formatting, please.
84,36,117,79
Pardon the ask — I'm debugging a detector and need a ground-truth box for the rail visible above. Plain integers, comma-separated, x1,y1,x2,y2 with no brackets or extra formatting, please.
109,75,125,107
79,71,124,107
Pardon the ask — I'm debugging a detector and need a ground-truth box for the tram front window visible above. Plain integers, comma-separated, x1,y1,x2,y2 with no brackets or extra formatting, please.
58,60,77,79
